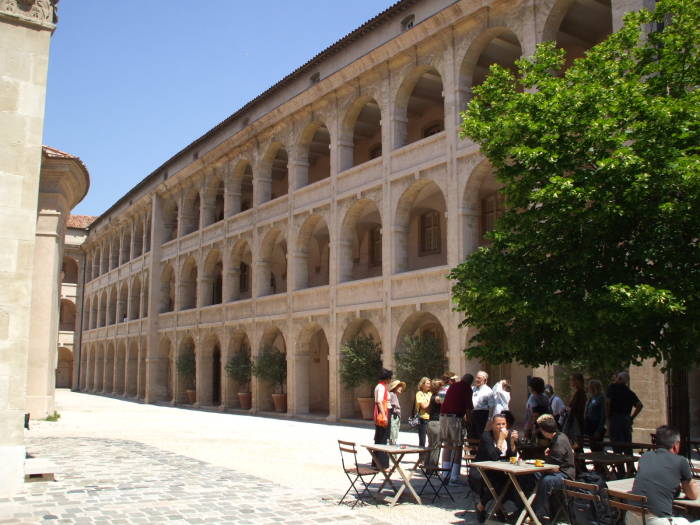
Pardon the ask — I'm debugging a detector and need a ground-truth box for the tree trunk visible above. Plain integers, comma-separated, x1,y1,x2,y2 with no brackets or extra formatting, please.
666,367,690,457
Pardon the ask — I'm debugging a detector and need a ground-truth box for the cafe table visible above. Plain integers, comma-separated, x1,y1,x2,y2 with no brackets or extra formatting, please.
471,460,559,525
607,478,700,516
363,443,432,506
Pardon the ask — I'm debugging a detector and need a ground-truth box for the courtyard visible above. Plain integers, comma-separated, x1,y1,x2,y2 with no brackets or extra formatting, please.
1,390,473,524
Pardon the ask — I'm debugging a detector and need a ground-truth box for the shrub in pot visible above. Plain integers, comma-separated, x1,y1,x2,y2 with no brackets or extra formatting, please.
339,335,382,420
225,348,252,409
176,351,196,404
251,345,287,412
394,333,447,414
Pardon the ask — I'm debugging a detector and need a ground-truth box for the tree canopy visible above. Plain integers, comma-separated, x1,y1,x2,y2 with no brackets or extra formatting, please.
450,0,700,371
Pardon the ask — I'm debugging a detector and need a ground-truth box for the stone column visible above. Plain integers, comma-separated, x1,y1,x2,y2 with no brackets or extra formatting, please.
288,149,309,190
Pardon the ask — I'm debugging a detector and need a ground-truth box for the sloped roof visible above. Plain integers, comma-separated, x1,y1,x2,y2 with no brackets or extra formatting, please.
67,215,97,229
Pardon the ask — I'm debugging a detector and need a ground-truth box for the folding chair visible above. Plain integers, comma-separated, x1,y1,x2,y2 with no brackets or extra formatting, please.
606,488,649,525
562,478,605,525
463,438,479,476
418,441,458,503
337,440,380,508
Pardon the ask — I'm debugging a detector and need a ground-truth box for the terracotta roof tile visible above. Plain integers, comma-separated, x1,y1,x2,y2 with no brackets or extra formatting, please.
67,215,97,229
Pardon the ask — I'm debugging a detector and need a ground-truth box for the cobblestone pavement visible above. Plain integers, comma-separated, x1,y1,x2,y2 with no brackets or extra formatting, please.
0,436,394,525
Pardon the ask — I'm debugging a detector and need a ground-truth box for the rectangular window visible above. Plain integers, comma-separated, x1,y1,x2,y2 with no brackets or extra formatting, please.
420,211,441,254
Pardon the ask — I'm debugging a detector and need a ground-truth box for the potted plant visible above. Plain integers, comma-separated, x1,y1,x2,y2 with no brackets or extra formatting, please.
394,333,447,397
176,351,196,404
225,348,252,410
252,345,287,412
339,335,382,420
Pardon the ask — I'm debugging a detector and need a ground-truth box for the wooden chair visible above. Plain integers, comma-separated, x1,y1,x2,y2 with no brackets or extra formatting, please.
562,479,606,525
606,488,649,525
337,440,379,508
462,438,479,475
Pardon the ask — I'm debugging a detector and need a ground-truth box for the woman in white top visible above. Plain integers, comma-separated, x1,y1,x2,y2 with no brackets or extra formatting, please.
490,379,511,416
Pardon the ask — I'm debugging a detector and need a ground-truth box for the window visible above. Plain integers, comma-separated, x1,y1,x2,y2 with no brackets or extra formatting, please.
401,14,414,32
420,211,441,254
370,226,382,267
239,262,249,293
369,143,382,160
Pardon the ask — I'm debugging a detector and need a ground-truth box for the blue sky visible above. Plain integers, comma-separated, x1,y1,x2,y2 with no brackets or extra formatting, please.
43,1,397,217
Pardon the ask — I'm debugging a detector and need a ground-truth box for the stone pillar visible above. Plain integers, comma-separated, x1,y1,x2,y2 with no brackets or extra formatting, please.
288,152,309,191
256,175,272,205
630,361,668,441
292,352,311,415
337,139,354,172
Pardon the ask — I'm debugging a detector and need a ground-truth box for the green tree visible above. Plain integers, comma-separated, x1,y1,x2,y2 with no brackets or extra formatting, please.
450,0,699,440
251,346,287,394
394,334,447,391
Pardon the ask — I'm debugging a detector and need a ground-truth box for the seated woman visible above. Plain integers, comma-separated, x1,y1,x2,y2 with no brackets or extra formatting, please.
532,414,576,523
468,413,520,523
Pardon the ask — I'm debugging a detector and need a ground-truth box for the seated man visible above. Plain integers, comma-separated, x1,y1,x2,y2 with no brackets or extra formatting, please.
533,414,576,522
628,425,699,525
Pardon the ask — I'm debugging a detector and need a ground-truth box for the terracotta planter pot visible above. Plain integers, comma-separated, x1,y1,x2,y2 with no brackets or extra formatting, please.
357,397,374,420
271,393,287,413
185,389,196,404
238,392,252,410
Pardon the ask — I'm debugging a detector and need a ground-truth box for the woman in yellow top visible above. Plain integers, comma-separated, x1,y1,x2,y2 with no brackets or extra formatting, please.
415,377,432,448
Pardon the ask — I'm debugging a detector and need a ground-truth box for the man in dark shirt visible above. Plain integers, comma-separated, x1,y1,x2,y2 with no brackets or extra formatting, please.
629,425,698,525
606,371,643,448
533,414,576,522
439,372,473,484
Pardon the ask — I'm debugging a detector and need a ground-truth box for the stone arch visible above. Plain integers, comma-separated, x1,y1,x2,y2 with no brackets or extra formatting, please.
295,323,330,416
93,344,104,391
229,159,254,215
59,298,76,332
181,187,201,235
83,296,91,330
109,237,119,270
155,336,173,402
226,328,252,408
104,342,115,393
114,340,126,394
126,340,139,397
162,196,179,242
338,318,383,418
294,214,330,290
91,295,98,329
394,179,447,273
258,142,289,204
202,248,223,306
542,0,612,68
118,281,128,323
460,28,523,103
129,276,141,320
394,66,445,149
203,174,225,226
98,290,107,327
55,347,73,388
144,215,152,252
100,243,109,274
176,335,196,403
230,239,253,301
257,326,287,412
160,262,175,313
463,159,504,258
107,285,117,325
340,96,382,170
178,256,198,310
258,228,287,296
339,199,382,282
62,255,78,284
133,218,144,257
297,121,331,188
120,229,131,264
199,333,222,407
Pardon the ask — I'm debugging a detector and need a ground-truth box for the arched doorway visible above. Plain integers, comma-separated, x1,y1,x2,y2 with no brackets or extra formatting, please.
295,324,330,416
257,326,287,412
338,318,382,418
55,347,73,388
339,199,382,282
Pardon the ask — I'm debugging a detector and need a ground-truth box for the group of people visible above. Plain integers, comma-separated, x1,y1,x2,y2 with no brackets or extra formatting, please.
371,368,697,525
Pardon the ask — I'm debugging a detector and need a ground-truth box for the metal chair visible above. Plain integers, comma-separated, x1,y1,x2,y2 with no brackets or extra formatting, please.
337,440,379,508
418,441,458,503
562,478,606,525
606,488,649,525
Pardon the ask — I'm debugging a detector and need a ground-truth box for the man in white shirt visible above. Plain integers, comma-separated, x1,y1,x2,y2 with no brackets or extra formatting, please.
545,384,566,426
471,371,493,437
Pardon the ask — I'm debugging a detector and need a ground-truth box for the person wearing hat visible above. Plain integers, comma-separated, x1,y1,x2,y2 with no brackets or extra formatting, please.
388,379,406,445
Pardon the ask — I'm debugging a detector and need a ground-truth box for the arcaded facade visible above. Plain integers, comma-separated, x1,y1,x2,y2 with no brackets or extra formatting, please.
78,0,671,431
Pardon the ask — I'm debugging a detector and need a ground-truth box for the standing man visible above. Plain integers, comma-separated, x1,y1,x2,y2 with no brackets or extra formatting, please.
545,384,566,427
439,372,474,485
606,371,643,448
628,426,698,525
471,371,493,438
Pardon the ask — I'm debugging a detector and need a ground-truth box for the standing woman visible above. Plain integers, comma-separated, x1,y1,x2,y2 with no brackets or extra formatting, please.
388,380,406,446
564,373,586,445
583,379,606,444
415,377,432,448
373,368,393,468
426,379,444,469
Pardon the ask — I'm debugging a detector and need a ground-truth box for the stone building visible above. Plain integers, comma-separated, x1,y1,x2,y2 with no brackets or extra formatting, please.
77,0,683,437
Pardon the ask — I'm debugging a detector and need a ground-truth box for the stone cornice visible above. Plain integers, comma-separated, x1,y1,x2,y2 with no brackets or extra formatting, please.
0,0,57,32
